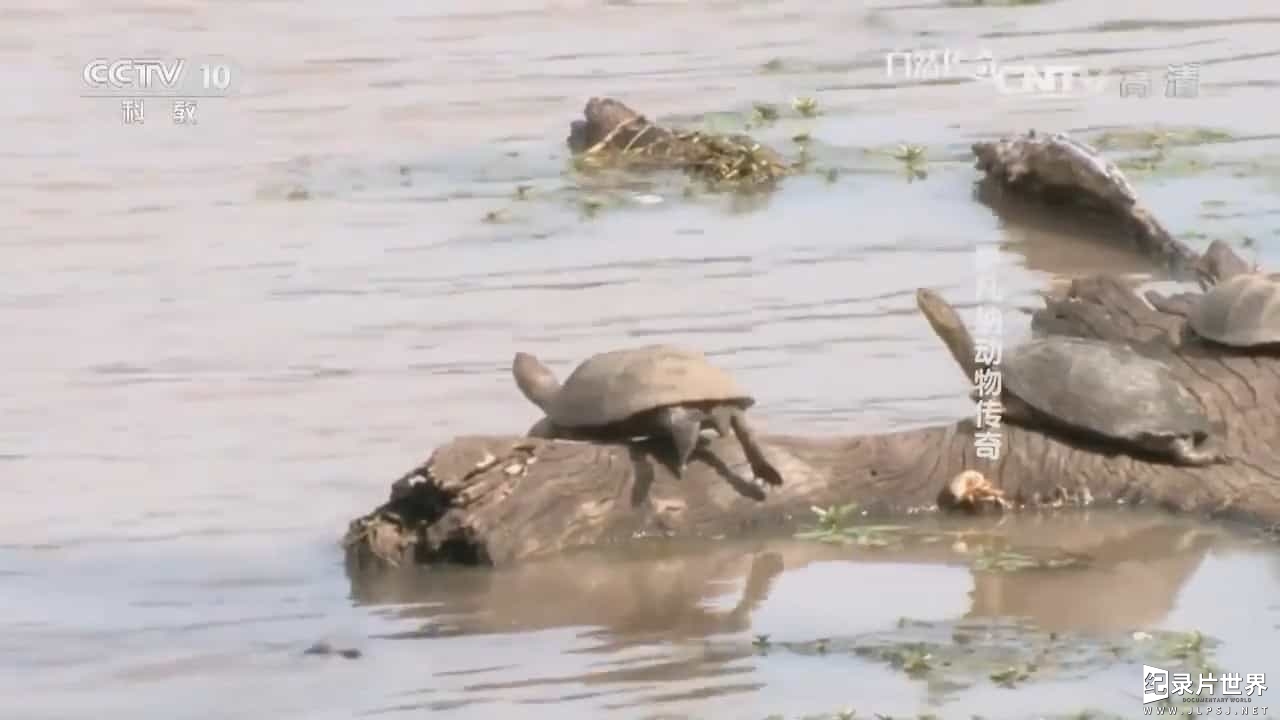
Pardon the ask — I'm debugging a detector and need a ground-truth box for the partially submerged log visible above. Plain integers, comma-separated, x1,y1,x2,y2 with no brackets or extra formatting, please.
344,131,1280,570
566,97,791,187
972,131,1200,279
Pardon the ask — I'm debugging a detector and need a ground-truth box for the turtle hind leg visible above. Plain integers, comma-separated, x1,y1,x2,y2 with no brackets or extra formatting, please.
1165,435,1226,466
654,405,704,478
725,407,784,486
525,417,561,438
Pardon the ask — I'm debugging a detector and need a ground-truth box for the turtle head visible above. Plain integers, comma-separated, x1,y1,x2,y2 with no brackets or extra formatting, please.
511,352,561,413
915,288,979,380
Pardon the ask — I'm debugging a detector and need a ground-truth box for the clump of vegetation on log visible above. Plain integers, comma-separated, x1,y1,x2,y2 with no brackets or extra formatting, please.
568,97,792,189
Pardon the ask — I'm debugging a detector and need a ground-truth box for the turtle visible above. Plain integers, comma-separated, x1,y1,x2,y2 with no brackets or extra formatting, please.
511,345,784,485
915,288,1223,466
1186,272,1280,349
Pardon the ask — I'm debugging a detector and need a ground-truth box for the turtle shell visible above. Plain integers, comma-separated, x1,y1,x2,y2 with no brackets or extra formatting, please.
1003,337,1208,442
548,345,752,428
1188,273,1280,347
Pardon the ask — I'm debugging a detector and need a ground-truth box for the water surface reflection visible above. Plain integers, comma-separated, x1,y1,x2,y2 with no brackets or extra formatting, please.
350,511,1278,718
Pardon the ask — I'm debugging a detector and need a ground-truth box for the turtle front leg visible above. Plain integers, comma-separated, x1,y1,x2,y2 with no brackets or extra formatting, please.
725,408,784,486
655,406,704,478
1166,435,1227,466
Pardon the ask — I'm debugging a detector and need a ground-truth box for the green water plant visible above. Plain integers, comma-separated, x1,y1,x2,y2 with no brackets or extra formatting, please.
792,96,820,117
795,504,907,547
751,103,780,125
989,662,1035,687
891,144,928,182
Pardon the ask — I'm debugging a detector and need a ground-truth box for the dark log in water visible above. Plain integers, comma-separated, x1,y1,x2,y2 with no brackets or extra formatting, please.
343,128,1280,570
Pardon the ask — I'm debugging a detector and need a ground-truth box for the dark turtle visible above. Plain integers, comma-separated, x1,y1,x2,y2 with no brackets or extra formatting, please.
916,288,1222,466
1187,272,1280,348
511,345,783,485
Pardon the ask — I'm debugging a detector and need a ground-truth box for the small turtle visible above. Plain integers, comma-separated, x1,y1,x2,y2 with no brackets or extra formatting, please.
1187,272,1280,348
511,345,783,485
916,288,1222,466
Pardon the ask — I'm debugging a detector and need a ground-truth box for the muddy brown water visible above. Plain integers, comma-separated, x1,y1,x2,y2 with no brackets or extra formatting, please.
5,1,1280,718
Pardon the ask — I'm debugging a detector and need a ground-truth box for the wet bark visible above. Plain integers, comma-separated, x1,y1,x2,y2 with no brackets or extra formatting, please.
344,130,1280,570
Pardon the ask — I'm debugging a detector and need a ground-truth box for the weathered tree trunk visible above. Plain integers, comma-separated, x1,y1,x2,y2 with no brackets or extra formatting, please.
344,129,1280,571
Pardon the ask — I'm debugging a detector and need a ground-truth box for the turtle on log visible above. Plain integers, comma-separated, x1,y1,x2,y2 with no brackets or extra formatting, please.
511,345,784,486
1186,272,1280,349
916,288,1223,466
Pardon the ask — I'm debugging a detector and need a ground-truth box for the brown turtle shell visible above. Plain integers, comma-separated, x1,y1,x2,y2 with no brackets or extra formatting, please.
547,345,752,427
1189,273,1280,347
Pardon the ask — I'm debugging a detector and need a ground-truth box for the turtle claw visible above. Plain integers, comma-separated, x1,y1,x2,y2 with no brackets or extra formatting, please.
943,470,1010,513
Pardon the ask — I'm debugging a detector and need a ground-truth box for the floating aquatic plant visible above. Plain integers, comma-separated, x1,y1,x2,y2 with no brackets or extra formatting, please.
989,662,1036,688
889,144,929,182
795,504,907,547
751,103,781,125
578,197,606,218
792,96,820,117
893,144,926,163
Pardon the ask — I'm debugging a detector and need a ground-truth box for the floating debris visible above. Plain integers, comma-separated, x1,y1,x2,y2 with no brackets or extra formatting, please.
303,641,362,660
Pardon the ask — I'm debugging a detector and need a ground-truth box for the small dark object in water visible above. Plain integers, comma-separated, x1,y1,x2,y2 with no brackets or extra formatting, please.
303,641,362,660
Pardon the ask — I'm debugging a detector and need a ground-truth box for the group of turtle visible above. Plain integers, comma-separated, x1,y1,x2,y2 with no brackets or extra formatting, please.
507,264,1280,487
